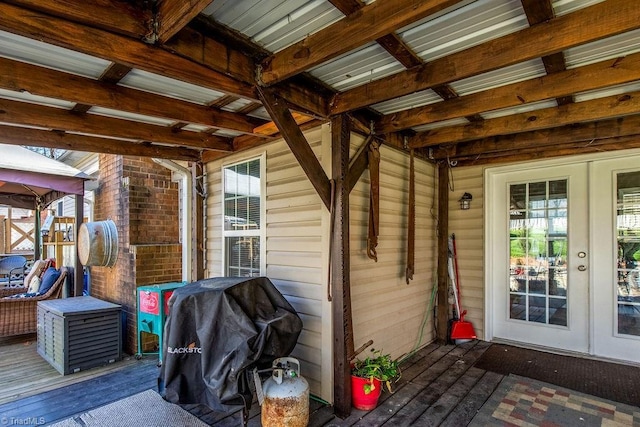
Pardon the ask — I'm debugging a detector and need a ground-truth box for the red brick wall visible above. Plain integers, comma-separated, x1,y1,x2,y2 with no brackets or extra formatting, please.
91,155,182,354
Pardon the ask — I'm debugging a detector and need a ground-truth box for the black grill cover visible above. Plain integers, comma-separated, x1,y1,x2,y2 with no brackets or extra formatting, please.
159,277,303,413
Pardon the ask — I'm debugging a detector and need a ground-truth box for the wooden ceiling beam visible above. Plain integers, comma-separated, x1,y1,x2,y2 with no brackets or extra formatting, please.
0,125,201,161
412,90,640,148
5,0,152,40
0,98,233,151
435,114,640,160
521,0,572,106
163,26,255,84
376,52,640,133
257,87,331,209
155,0,213,44
0,2,257,100
452,135,640,167
333,0,640,114
229,119,324,157
259,0,460,85
327,0,423,69
0,57,266,135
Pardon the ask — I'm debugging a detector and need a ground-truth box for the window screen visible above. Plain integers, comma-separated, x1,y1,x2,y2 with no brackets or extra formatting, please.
223,158,262,277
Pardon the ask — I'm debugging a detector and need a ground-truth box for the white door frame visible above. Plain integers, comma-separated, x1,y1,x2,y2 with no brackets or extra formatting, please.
484,149,640,356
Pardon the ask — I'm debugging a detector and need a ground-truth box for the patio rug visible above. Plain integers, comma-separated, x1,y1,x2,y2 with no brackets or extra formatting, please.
469,374,640,426
49,389,209,427
473,344,640,408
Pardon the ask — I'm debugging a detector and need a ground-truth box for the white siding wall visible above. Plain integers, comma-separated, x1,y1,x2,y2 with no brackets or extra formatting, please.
448,165,485,339
350,140,438,362
205,126,332,401
205,125,440,401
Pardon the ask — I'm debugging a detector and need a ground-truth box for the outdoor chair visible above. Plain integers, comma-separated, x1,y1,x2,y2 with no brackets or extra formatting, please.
0,258,53,298
0,266,68,337
0,255,28,288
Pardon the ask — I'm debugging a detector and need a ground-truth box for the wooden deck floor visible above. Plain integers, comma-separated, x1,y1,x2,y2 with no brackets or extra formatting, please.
0,336,502,426
3,332,639,426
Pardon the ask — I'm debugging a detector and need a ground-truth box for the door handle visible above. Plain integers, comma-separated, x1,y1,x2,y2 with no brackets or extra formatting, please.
578,265,587,271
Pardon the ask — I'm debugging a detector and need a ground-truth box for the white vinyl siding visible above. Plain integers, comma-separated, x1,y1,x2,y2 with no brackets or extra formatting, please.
350,141,438,362
205,126,331,401
449,165,485,340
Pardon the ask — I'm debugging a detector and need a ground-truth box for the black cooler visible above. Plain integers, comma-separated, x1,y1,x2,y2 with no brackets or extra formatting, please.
159,277,303,415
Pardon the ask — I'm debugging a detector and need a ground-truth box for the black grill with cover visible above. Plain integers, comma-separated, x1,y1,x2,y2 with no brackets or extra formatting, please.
159,277,303,416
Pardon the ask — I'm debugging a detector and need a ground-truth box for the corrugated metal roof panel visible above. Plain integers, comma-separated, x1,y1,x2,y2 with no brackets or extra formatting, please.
0,88,76,109
247,106,271,120
88,106,176,126
564,28,640,69
400,0,528,62
412,117,469,133
118,69,225,105
0,30,110,79
181,124,212,132
309,42,403,91
211,129,243,137
67,131,138,142
449,59,547,96
0,121,50,131
574,81,640,103
552,0,605,16
370,89,441,115
222,98,255,112
481,99,557,120
204,0,342,53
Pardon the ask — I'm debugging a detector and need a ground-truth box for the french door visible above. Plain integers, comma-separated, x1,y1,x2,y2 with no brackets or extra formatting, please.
488,163,589,353
488,155,640,362
591,157,640,361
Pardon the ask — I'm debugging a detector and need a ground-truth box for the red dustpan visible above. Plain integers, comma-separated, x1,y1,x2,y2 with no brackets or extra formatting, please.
450,309,477,340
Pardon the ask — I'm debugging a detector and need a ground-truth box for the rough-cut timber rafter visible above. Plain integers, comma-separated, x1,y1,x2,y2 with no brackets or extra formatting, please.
155,0,213,44
521,0,572,106
259,0,460,85
0,2,257,100
436,114,640,160
0,98,233,151
5,0,152,40
0,125,201,162
333,0,640,114
257,87,332,209
377,53,640,133
327,0,423,69
0,57,267,136
412,90,640,148
454,135,640,167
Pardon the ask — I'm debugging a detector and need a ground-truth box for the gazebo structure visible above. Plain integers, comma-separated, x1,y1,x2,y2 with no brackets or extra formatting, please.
0,144,91,293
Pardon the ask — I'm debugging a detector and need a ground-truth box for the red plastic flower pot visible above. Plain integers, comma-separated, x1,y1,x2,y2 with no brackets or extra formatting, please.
351,375,382,410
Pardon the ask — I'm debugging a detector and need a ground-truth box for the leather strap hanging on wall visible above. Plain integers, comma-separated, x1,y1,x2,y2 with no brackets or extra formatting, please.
406,149,415,284
367,140,380,261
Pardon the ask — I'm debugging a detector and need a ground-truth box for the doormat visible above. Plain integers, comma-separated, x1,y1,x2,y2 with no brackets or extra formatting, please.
48,389,209,427
473,344,640,407
469,374,640,426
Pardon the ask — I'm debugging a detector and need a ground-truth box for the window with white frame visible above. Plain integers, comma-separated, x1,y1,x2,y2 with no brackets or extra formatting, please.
223,157,262,277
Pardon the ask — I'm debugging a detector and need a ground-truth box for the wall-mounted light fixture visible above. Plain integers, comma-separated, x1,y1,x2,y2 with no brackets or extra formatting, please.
459,192,473,210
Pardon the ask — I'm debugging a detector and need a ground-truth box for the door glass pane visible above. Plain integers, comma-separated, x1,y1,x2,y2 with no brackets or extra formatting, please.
616,171,640,336
510,180,568,326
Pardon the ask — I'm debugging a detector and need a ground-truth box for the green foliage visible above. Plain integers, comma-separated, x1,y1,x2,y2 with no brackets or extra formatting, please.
351,349,401,394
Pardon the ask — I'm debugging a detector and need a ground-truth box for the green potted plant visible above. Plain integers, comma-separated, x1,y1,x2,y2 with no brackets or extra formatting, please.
350,349,400,410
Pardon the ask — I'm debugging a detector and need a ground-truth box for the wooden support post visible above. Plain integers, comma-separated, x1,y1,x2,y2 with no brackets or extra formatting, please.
74,194,84,297
331,114,354,418
436,163,450,343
